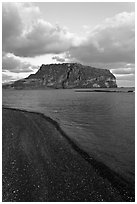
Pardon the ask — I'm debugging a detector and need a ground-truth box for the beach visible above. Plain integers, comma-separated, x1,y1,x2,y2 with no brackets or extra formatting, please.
2,107,134,202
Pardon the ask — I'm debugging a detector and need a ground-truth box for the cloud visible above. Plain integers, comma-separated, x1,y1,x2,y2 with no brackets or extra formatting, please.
2,3,135,86
114,71,135,87
2,70,31,83
116,79,135,87
69,12,135,64
2,3,76,57
2,72,16,83
115,74,135,81
2,3,23,45
52,56,66,62
110,63,135,76
2,53,37,73
111,67,135,75
3,3,134,65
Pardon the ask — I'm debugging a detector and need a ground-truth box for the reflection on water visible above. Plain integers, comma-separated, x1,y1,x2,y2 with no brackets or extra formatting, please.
3,89,135,183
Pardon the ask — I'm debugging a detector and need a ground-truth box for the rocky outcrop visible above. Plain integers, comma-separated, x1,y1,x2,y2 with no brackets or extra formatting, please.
11,63,117,89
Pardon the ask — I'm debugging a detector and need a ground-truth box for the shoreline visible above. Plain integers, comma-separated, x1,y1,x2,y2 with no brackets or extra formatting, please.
75,89,134,93
2,107,135,201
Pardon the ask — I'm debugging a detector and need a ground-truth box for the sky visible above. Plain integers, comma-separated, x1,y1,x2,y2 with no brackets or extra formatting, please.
2,2,135,87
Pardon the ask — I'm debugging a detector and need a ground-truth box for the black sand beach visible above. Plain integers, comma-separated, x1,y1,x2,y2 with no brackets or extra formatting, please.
2,107,135,202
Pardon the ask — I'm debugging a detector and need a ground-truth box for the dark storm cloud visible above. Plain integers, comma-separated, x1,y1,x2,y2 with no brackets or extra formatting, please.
2,3,76,57
2,3,23,47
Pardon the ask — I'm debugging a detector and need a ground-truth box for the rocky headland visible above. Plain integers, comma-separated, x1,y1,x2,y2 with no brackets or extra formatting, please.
3,63,117,89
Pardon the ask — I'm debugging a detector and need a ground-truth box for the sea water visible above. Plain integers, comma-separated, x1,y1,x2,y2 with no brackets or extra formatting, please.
2,89,135,183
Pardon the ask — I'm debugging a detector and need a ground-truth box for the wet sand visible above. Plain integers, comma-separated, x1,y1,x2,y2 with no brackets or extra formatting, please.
2,107,134,202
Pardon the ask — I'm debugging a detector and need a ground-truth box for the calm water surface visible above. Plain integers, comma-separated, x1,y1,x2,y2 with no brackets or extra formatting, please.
3,89,135,183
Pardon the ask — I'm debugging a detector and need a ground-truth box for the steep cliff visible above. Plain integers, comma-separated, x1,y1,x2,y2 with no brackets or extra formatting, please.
12,63,117,89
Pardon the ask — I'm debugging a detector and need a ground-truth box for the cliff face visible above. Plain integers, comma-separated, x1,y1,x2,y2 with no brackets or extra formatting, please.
13,63,117,89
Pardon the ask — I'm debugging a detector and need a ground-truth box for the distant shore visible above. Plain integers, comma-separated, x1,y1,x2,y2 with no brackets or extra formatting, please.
75,87,135,93
3,86,135,93
2,107,135,202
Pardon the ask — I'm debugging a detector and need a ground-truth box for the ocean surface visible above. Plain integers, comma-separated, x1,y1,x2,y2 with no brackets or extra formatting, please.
2,88,135,183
